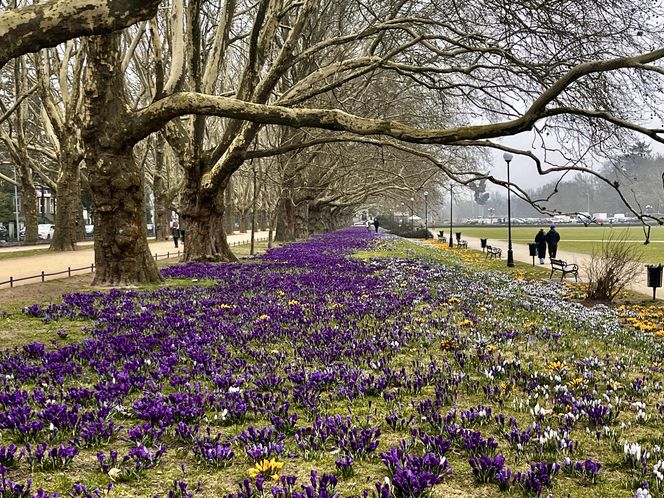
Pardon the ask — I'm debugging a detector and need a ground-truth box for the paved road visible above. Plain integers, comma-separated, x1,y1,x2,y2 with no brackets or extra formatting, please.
455,234,660,300
0,231,270,289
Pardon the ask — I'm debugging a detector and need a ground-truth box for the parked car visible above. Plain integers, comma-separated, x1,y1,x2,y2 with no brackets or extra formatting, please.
19,224,55,240
0,224,8,241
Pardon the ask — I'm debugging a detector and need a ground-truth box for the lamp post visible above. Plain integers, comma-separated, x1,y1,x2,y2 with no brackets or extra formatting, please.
410,197,415,230
448,181,454,248
424,191,429,238
503,152,515,267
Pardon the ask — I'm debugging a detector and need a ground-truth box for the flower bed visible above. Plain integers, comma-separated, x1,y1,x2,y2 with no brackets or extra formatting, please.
1,228,663,497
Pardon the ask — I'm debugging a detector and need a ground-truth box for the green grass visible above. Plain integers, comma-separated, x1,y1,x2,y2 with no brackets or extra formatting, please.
435,225,664,262
0,247,52,261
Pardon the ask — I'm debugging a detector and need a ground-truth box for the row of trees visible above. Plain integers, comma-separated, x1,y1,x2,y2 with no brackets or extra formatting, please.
0,0,663,285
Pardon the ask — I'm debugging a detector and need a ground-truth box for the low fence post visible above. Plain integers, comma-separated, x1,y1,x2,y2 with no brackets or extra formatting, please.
9,276,13,288
68,267,71,277
91,264,94,273
41,271,45,282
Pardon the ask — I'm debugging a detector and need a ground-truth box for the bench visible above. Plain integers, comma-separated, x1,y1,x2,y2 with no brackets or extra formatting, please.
485,245,502,259
549,258,579,281
438,235,447,243
457,240,468,249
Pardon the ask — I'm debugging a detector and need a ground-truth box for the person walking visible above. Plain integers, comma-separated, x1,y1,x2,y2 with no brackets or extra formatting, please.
535,228,547,264
373,218,380,233
366,219,372,232
171,221,181,248
545,224,560,259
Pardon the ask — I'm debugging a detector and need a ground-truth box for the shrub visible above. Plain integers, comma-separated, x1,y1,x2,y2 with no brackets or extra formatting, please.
389,227,431,239
585,230,644,301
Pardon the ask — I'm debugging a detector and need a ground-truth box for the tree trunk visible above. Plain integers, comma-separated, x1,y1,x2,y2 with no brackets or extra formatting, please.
51,148,83,251
153,134,170,241
87,148,162,285
19,171,38,244
274,195,295,242
82,33,162,286
239,209,247,233
294,200,309,239
223,176,234,234
181,185,237,262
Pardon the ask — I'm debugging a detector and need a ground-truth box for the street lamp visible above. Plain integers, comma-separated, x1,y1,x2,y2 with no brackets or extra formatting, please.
410,197,415,230
448,181,454,248
424,191,429,238
503,152,515,267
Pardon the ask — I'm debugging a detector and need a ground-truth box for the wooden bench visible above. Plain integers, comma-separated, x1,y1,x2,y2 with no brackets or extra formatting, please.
485,245,502,259
549,258,579,281
458,240,468,249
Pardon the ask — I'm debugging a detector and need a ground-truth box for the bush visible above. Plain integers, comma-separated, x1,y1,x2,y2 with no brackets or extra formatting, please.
585,230,644,301
389,227,432,239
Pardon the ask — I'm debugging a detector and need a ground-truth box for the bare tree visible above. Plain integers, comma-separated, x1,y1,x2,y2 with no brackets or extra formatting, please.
586,230,645,301
7,0,664,285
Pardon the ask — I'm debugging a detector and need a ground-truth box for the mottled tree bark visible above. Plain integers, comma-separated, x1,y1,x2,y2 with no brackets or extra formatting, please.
153,134,170,241
18,167,38,244
81,33,162,285
51,141,83,251
294,201,309,239
223,177,234,234
274,195,295,242
181,178,236,262
0,0,162,68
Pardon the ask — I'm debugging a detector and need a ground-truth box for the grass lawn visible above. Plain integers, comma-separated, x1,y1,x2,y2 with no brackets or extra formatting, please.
0,229,663,497
436,225,664,262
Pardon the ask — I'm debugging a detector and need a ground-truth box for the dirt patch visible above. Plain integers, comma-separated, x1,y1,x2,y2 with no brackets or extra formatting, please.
0,274,97,308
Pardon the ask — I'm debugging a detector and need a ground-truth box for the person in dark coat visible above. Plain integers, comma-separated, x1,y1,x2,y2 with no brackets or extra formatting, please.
535,228,547,264
171,221,180,248
373,218,380,233
545,225,560,259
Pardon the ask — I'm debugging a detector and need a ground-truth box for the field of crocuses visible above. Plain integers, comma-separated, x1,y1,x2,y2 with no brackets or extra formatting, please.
1,228,664,497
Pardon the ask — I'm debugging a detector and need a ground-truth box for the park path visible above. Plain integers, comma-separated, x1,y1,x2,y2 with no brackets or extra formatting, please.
453,234,661,300
0,231,269,290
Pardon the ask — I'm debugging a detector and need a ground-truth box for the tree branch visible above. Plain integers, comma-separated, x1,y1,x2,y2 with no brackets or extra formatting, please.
0,0,162,69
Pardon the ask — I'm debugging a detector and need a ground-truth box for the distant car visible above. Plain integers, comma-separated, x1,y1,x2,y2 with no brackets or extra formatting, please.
85,225,94,238
0,225,7,241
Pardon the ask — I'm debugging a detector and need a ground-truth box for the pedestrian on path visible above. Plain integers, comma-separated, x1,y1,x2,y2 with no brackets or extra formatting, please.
535,228,547,264
373,218,380,233
171,221,181,248
366,220,372,232
545,225,560,259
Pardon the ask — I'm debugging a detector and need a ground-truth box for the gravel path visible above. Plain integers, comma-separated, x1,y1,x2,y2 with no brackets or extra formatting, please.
0,231,269,290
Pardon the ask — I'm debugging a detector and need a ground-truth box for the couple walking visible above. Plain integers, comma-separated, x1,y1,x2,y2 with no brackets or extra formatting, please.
534,225,561,264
